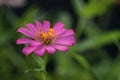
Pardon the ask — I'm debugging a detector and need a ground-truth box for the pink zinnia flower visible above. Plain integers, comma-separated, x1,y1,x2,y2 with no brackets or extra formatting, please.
16,20,76,56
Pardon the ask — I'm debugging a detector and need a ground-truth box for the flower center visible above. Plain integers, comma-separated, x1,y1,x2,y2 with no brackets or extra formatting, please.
35,28,56,45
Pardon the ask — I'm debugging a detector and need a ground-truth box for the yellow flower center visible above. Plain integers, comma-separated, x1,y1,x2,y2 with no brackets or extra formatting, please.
35,28,56,45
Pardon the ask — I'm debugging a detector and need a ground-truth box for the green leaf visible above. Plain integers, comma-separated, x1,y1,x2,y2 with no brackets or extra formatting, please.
56,11,73,29
76,31,120,52
72,53,90,70
18,5,39,28
25,68,46,73
72,0,85,17
32,54,43,67
81,0,114,17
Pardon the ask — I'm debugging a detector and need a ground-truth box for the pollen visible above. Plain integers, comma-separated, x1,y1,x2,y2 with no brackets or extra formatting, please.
49,28,54,32
41,33,48,39
35,28,56,45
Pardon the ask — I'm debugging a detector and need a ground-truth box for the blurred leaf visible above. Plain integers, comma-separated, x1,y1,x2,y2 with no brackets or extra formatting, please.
92,59,112,80
105,59,120,80
6,45,27,69
76,31,120,52
6,8,19,28
71,53,90,70
31,54,43,67
72,0,85,17
55,53,73,76
0,33,10,45
81,0,114,17
84,19,101,37
73,0,114,17
25,68,46,73
0,6,5,32
56,11,73,29
18,5,39,27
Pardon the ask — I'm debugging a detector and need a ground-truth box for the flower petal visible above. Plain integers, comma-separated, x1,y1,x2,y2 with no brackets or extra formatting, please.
52,44,68,52
17,28,34,38
45,46,56,54
54,36,76,46
43,20,50,32
34,46,45,56
22,45,37,55
26,23,36,33
53,22,64,31
16,38,32,44
59,29,75,38
57,36,76,42
35,20,42,29
16,38,41,45
54,40,75,46
54,28,66,36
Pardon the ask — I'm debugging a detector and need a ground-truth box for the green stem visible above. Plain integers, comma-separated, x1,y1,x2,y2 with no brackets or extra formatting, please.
42,71,46,80
32,53,48,80
41,53,48,80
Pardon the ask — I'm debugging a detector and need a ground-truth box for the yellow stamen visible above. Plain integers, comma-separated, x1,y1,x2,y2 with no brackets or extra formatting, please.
49,28,54,32
41,33,48,39
35,28,55,45
48,28,54,37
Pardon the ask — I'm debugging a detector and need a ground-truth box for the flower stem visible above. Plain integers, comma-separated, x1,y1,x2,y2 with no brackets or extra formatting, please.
32,53,48,80
41,53,48,80
42,71,46,80
42,53,48,69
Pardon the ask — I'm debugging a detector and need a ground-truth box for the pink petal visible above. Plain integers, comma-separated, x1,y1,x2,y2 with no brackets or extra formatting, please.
16,38,32,44
53,22,64,30
35,20,42,29
54,40,75,46
17,28,34,38
26,23,36,32
43,20,50,32
59,29,75,38
54,36,76,46
54,28,66,36
57,36,76,42
45,46,56,54
53,22,64,31
22,45,37,55
52,44,68,52
16,38,41,45
34,46,45,56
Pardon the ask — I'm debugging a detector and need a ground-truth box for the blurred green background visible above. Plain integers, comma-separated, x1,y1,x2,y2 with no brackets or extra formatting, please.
0,0,120,80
